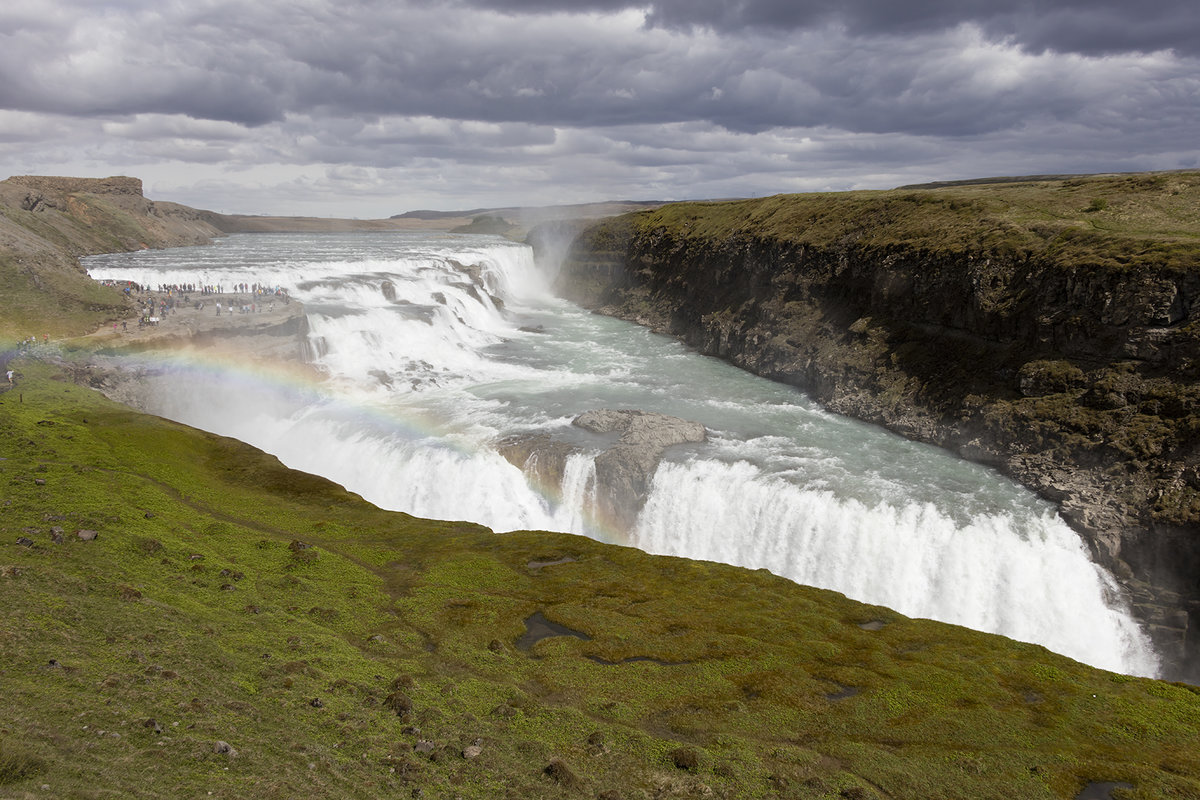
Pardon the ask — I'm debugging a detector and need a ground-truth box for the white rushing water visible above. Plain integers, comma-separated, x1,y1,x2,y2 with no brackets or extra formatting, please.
85,232,1159,676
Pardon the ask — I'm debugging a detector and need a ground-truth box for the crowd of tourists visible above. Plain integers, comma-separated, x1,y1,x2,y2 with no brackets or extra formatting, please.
93,279,292,327
97,279,290,300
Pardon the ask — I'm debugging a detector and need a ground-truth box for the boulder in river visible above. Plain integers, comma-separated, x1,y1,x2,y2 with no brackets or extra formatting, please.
497,409,707,533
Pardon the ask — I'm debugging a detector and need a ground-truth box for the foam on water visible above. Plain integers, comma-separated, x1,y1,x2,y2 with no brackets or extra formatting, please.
85,232,1160,677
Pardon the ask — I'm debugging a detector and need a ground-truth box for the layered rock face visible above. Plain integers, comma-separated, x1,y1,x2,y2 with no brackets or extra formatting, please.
552,183,1200,680
498,409,707,532
0,174,222,252
0,175,229,339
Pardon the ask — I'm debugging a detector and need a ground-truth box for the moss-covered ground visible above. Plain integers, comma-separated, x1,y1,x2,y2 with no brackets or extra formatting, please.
1,359,1198,799
621,172,1200,272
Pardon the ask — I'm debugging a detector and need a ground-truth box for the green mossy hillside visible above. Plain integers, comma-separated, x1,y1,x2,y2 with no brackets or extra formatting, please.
1,361,1199,799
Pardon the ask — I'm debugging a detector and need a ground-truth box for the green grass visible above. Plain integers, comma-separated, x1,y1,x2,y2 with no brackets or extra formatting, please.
610,171,1200,272
2,360,1199,799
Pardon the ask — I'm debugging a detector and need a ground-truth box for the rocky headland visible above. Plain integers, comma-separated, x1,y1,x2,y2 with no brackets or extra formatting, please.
551,172,1200,681
498,409,707,532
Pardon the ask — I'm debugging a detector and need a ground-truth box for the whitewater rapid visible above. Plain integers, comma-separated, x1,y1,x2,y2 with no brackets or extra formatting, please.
84,232,1159,677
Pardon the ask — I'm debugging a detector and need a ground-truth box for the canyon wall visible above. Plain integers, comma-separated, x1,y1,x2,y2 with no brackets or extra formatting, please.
551,174,1200,679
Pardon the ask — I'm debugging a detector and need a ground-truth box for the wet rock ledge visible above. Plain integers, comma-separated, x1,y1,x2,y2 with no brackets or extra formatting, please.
498,409,707,532
546,177,1200,682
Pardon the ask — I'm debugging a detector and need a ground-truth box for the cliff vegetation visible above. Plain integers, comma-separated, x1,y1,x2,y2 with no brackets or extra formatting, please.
556,172,1200,680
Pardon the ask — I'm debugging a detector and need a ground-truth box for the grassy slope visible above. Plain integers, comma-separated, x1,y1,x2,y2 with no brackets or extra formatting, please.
0,188,219,342
1,362,1199,799
627,172,1200,270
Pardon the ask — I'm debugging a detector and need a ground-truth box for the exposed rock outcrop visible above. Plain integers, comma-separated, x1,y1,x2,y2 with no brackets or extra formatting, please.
551,175,1200,680
497,409,707,532
575,410,707,531
0,175,225,338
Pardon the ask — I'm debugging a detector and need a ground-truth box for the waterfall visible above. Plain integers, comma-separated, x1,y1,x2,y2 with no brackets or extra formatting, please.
83,231,1161,677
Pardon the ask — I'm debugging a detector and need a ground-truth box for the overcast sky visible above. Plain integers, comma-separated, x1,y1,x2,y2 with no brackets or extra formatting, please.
1,0,1197,217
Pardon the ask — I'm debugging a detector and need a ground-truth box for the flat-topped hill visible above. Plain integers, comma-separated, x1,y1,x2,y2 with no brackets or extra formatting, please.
0,175,224,340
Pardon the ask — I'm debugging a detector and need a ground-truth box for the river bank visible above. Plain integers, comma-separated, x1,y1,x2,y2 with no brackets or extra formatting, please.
550,174,1200,682
81,288,309,360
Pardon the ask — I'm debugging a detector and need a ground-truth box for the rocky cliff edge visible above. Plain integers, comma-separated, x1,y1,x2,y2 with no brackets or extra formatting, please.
551,171,1200,680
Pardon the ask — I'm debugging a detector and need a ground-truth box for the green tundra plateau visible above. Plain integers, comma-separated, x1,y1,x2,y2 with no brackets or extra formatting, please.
1,174,1200,799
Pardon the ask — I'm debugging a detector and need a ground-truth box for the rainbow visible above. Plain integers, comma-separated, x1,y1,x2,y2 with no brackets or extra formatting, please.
95,339,628,544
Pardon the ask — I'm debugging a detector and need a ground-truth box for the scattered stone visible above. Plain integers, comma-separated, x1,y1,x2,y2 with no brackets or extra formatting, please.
488,639,503,653
858,619,888,631
586,731,609,756
1,565,22,578
543,758,581,789
46,659,61,669
34,478,46,486
462,745,482,760
76,529,98,542
16,536,34,547
368,634,386,643
384,691,413,717
49,529,63,544
414,740,436,755
188,554,204,560
144,511,155,519
220,584,236,591
143,718,163,734
309,697,324,708
244,605,261,614
670,747,700,771
213,740,238,757
401,725,420,736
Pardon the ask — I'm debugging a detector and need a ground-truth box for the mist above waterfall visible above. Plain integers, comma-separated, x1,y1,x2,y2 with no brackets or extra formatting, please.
84,231,1159,677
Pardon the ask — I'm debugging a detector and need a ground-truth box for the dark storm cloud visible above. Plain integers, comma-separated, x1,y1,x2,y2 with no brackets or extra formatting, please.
1,0,1197,215
3,1,1196,139
464,0,1200,56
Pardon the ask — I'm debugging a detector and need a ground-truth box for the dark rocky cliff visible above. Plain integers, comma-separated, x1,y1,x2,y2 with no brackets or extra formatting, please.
552,173,1200,680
